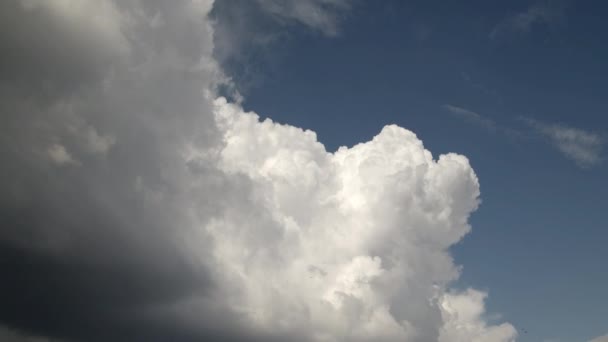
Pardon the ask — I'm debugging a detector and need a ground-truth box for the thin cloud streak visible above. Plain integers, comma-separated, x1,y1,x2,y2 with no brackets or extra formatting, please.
490,1,566,40
522,117,604,168
256,0,351,36
442,105,603,168
441,104,523,140
442,104,497,131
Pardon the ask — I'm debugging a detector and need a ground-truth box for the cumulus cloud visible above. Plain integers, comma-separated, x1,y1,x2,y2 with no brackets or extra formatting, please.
0,1,514,341
208,99,516,341
523,118,604,167
440,290,517,342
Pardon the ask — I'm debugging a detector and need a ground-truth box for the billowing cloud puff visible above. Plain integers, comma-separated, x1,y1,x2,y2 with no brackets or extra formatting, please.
440,290,517,342
197,99,516,342
0,1,515,341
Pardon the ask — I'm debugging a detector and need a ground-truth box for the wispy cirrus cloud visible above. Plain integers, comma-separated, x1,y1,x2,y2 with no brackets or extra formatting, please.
441,104,524,140
442,105,603,168
490,1,566,40
211,0,353,93
256,0,351,36
522,118,604,168
442,104,497,131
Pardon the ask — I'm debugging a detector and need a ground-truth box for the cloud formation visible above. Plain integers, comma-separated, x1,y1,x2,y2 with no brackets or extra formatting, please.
255,0,351,36
523,118,604,168
443,105,497,131
210,0,352,92
0,1,514,341
0,325,57,342
589,334,608,342
441,105,603,168
490,1,566,39
213,99,516,341
441,104,524,141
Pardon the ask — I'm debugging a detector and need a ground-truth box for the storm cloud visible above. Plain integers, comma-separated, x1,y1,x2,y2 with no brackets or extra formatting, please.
0,1,515,341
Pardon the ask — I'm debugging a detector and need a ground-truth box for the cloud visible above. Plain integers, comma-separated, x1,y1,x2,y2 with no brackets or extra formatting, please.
0,325,59,342
0,1,225,340
589,334,608,342
441,105,524,141
255,0,351,36
212,99,516,341
210,0,352,92
441,106,604,168
440,290,518,342
443,105,497,131
0,1,514,341
490,1,566,40
523,118,604,167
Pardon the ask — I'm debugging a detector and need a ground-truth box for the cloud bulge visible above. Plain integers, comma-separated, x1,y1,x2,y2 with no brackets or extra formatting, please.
0,1,515,341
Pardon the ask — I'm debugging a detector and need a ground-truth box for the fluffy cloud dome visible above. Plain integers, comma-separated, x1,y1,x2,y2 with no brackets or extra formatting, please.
199,99,516,342
0,1,516,341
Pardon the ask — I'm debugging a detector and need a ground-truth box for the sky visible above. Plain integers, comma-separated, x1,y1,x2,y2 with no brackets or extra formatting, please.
0,1,606,342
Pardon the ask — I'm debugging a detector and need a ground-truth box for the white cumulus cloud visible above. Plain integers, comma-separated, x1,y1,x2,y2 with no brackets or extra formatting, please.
201,98,517,341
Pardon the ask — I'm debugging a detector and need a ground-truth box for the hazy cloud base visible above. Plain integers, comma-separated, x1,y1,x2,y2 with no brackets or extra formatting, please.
0,1,516,341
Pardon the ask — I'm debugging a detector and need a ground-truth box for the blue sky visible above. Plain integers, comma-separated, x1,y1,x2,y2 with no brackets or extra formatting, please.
220,1,608,341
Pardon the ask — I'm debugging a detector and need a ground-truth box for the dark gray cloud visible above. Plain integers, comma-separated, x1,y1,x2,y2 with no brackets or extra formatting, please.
0,1,353,341
0,1,235,341
0,1,126,98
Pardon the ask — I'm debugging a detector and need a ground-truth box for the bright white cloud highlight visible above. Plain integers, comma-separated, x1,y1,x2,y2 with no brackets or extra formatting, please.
440,290,517,342
201,98,517,341
47,143,77,166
